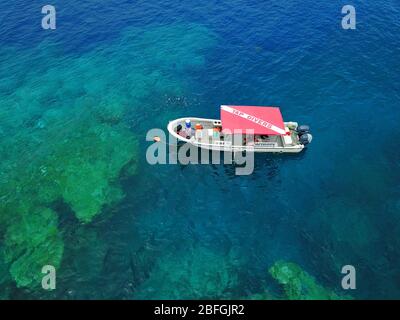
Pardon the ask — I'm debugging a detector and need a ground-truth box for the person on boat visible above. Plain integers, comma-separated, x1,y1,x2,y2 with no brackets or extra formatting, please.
185,119,192,138
176,124,188,138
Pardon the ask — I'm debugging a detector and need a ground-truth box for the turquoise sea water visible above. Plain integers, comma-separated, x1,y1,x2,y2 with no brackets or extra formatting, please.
0,1,400,299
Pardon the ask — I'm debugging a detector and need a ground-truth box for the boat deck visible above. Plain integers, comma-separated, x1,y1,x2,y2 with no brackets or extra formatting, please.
193,128,285,147
168,117,305,153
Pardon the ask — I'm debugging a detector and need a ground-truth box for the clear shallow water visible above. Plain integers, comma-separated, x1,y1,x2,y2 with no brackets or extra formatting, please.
0,1,400,299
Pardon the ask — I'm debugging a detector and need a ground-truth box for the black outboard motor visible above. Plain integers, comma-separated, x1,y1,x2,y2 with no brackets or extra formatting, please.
299,133,313,145
297,125,310,135
297,125,312,145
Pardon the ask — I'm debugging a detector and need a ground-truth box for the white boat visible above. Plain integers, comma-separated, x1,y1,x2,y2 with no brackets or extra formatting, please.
167,105,312,153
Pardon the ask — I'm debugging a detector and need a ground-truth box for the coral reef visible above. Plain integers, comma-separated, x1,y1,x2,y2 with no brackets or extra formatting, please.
247,291,275,300
0,246,12,299
0,108,139,222
0,89,138,288
44,119,138,223
134,246,240,299
268,261,350,300
3,207,63,288
0,23,216,291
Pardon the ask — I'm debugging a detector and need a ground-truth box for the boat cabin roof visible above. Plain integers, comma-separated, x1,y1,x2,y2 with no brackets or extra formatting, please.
220,105,286,135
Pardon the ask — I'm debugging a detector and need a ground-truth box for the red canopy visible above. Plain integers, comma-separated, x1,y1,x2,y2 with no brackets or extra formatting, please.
220,105,286,135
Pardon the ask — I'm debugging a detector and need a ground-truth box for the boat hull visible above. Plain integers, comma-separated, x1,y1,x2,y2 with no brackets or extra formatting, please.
167,117,305,153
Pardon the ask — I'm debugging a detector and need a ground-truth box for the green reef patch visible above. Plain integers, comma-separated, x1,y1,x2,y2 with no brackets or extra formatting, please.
268,261,351,300
0,23,217,291
3,207,63,288
134,245,241,299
